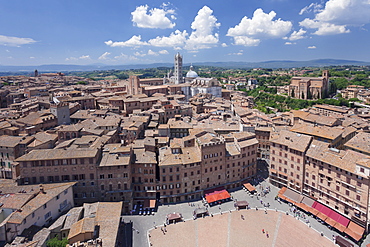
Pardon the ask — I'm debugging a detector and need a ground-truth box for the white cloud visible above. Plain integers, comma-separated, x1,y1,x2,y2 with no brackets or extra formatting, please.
228,50,244,56
299,0,370,35
300,18,349,35
158,50,169,54
79,55,90,60
221,43,228,47
185,6,221,50
29,56,35,59
308,45,317,49
284,28,307,41
147,49,158,56
114,53,139,61
131,4,176,29
0,35,36,46
284,42,296,45
98,52,111,60
134,51,146,57
105,6,220,51
299,3,322,15
65,55,91,61
227,8,292,46
105,35,148,47
148,30,188,48
233,36,260,46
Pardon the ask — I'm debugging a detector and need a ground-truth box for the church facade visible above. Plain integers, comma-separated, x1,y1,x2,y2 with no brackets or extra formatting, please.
165,52,222,99
288,70,330,100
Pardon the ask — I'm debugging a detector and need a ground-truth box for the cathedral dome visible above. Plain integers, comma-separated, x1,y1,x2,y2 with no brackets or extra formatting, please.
186,66,198,78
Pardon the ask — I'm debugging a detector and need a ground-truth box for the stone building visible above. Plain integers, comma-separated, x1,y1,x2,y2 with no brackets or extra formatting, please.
288,70,329,99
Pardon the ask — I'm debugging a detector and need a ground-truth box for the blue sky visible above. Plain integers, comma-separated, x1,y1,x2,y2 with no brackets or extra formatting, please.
0,0,370,66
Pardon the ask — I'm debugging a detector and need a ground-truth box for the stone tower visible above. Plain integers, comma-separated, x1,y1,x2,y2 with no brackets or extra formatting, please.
50,102,70,125
322,70,329,91
128,75,140,95
174,52,183,84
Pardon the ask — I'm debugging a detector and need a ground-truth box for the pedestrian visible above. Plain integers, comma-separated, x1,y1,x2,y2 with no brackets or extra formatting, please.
262,229,265,233
266,232,269,238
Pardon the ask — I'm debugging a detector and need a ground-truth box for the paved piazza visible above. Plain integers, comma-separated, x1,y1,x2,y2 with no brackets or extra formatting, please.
149,210,336,247
123,179,362,246
122,162,363,246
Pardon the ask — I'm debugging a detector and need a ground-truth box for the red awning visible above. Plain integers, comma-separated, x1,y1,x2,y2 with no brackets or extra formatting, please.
327,210,349,227
243,183,256,192
205,189,230,203
312,202,350,227
312,202,331,216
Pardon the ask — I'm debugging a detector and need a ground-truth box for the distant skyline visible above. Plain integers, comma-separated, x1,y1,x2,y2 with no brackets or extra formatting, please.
1,0,370,66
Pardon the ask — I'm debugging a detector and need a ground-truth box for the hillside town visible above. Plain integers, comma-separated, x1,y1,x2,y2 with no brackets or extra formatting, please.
1,54,370,247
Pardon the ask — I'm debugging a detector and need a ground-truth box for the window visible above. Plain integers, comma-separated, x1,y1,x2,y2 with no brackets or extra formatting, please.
44,211,51,220
43,204,47,209
345,190,350,196
360,167,365,173
357,195,361,201
100,174,105,179
108,174,113,178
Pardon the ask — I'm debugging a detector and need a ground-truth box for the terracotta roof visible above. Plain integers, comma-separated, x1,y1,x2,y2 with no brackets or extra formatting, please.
290,123,343,141
344,132,370,155
0,135,24,147
67,217,95,240
95,202,122,247
306,140,369,173
7,182,75,224
134,149,156,164
15,148,99,162
270,130,312,152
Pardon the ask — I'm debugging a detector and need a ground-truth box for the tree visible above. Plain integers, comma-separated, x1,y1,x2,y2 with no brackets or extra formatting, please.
46,238,68,247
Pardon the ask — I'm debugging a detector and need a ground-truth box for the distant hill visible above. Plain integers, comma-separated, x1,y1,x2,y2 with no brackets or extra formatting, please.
0,59,369,72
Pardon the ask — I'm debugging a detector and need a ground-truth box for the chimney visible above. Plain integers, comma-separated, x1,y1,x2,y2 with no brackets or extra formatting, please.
39,184,45,194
